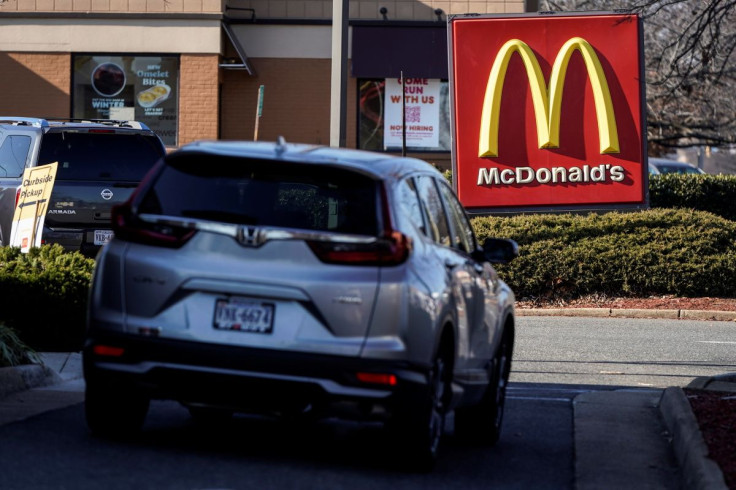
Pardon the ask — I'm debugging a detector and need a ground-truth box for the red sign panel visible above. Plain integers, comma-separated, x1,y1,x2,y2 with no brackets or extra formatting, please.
449,13,646,210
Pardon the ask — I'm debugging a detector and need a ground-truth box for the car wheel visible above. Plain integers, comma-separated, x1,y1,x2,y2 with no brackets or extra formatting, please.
85,381,149,437
389,345,452,471
455,326,513,445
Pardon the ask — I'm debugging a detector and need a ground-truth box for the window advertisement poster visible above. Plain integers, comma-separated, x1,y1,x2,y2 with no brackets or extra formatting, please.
384,78,440,149
72,55,179,146
10,162,58,253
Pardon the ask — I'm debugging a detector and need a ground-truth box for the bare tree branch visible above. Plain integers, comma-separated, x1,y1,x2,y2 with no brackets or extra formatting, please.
539,0,736,152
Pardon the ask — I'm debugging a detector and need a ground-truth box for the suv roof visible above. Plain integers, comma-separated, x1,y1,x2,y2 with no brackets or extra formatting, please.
0,117,152,131
178,139,441,180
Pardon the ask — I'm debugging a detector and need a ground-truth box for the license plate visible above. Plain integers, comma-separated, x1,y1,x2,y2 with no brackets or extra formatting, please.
213,298,274,334
94,230,114,245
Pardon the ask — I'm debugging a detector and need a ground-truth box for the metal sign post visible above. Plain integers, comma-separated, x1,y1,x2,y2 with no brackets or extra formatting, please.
401,71,407,157
254,85,264,141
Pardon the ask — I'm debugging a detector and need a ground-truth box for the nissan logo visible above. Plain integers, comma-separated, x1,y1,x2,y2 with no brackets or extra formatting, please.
101,189,114,200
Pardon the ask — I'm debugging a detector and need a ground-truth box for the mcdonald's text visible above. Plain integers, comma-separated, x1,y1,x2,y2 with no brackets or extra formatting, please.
477,164,625,186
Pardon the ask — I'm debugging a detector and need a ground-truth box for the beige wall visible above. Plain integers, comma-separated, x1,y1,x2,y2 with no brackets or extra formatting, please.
0,0,223,13
227,0,525,20
0,52,70,117
0,19,221,53
0,0,524,17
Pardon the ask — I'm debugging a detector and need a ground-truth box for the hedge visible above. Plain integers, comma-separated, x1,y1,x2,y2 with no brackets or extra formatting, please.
649,174,736,221
472,208,736,300
0,245,95,351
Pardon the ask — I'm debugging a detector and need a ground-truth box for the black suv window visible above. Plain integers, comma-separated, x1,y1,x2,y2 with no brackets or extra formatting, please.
0,135,31,178
37,132,164,181
140,155,380,235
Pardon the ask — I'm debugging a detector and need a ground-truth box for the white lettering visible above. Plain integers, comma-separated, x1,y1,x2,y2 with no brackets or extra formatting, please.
500,169,515,184
477,167,500,185
552,167,567,183
517,167,535,184
590,165,606,182
610,165,625,182
536,168,552,184
474,164,632,188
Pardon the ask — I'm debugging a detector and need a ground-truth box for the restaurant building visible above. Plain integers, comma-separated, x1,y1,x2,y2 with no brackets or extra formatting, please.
0,0,532,166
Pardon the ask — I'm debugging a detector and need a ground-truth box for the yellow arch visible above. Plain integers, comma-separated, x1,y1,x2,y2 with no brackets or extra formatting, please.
478,37,619,158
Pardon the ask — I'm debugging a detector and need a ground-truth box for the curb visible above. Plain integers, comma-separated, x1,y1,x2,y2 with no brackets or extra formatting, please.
0,364,62,400
659,387,728,490
516,308,736,321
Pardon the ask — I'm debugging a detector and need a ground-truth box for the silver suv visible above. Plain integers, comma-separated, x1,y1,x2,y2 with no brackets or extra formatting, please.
84,139,518,470
0,117,166,256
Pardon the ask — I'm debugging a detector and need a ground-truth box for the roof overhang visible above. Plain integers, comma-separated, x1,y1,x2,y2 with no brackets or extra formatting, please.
221,20,255,75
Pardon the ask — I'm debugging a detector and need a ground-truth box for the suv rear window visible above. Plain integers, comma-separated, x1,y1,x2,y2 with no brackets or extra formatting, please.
38,132,165,181
139,155,380,235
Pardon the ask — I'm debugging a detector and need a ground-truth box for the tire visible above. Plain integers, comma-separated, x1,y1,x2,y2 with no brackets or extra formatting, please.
85,381,150,438
389,345,453,472
455,326,513,445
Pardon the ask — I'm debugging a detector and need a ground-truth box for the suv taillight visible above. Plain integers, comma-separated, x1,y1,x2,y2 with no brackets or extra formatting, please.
112,203,195,248
307,230,411,266
15,186,21,208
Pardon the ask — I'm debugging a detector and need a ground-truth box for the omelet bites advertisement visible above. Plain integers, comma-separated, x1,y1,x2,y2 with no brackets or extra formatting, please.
72,56,179,146
449,13,647,211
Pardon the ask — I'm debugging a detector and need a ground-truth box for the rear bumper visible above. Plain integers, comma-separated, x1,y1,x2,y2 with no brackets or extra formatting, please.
83,332,430,420
43,227,102,257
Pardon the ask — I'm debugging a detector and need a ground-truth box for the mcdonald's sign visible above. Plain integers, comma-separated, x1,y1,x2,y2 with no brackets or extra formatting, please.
449,13,647,212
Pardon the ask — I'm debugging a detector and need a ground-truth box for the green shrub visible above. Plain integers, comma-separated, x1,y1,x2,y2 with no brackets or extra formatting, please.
0,245,95,351
472,209,736,300
0,322,39,367
649,174,736,221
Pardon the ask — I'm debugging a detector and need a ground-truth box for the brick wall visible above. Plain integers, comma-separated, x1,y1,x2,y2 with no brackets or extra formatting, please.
178,54,219,145
220,58,342,146
0,53,70,118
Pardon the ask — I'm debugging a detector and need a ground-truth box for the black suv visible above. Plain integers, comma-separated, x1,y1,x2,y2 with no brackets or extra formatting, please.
0,117,166,256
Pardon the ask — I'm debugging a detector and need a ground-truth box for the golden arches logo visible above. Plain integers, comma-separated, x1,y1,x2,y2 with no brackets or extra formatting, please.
479,37,619,158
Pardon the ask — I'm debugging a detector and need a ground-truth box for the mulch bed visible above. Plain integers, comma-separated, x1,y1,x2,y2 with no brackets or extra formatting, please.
517,295,736,312
684,388,736,489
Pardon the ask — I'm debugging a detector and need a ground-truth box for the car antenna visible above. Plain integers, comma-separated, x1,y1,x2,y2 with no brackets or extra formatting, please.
275,136,287,157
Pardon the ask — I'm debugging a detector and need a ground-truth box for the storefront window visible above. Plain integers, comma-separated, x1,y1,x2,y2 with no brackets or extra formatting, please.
358,78,451,152
72,55,179,146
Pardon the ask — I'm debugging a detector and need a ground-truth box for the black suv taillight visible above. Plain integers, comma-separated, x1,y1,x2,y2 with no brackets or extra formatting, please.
307,230,411,266
112,203,196,248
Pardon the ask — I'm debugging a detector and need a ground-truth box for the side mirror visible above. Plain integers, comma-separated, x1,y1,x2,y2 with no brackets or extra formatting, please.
478,238,519,264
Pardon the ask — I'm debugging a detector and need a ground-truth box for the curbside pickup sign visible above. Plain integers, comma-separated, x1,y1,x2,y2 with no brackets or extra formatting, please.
449,13,647,212
9,162,58,252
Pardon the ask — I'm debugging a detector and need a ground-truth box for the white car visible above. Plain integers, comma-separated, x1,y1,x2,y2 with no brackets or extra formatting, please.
648,157,705,175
